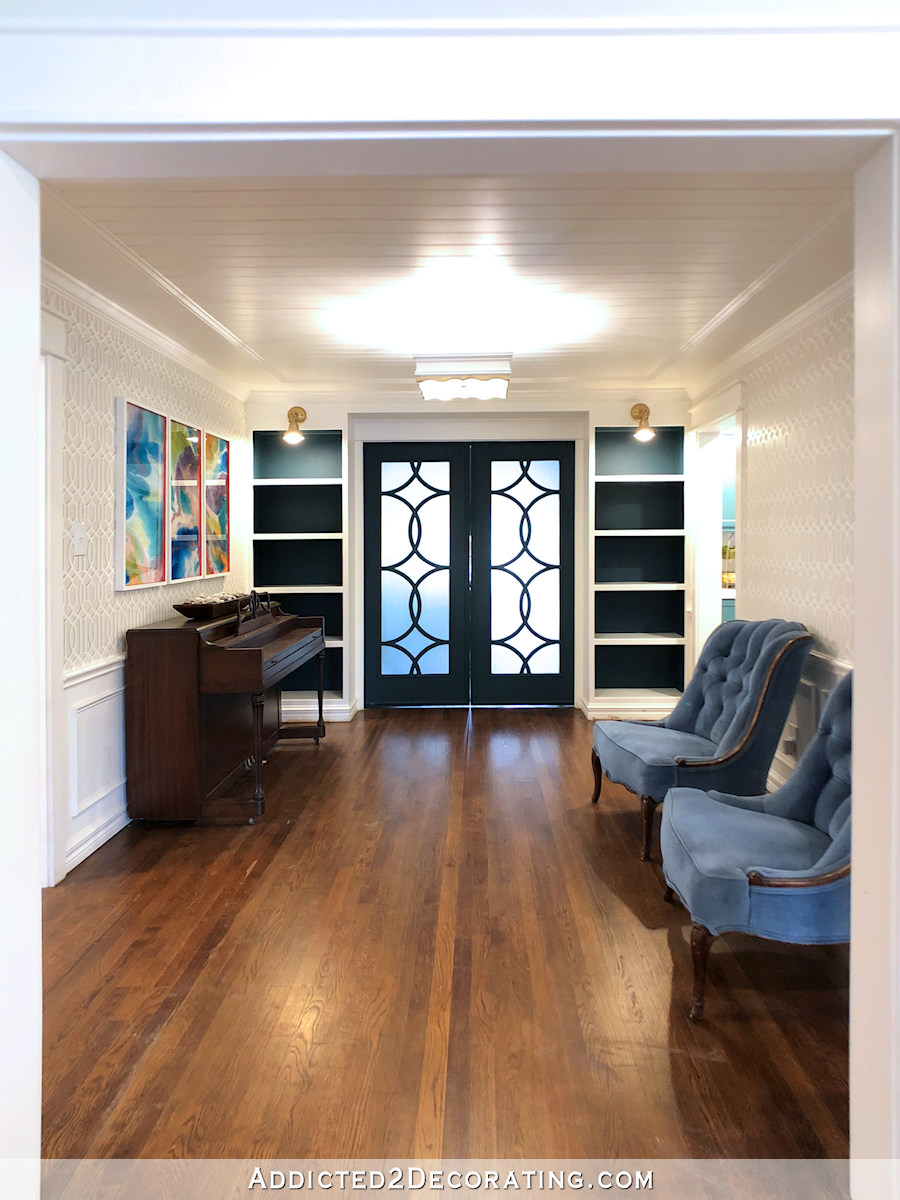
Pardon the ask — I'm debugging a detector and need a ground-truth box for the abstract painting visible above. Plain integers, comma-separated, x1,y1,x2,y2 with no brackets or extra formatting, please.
204,432,230,575
116,398,166,589
169,419,202,580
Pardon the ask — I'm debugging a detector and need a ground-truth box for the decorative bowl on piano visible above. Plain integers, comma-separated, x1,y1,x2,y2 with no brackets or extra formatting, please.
173,593,250,620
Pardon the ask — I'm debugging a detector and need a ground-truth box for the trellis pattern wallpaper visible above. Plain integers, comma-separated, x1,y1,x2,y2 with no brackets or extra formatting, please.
740,296,854,663
43,281,250,674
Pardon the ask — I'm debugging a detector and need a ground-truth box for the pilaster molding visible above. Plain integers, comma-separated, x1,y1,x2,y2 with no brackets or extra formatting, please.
689,381,744,431
40,310,67,359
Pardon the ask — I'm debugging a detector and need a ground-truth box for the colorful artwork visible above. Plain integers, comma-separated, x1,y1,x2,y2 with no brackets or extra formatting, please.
119,400,166,588
169,420,201,580
204,432,230,575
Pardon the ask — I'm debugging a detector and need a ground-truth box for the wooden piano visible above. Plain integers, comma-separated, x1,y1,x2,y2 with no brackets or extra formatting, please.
125,594,326,821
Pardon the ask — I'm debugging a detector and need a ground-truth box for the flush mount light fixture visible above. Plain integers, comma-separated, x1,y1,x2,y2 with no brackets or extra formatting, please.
283,405,307,445
631,402,656,442
414,355,511,402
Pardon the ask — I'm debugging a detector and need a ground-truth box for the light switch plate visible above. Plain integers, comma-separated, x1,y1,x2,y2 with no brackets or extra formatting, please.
72,522,87,557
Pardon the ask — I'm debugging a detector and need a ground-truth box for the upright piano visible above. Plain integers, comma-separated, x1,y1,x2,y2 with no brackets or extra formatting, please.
125,597,325,821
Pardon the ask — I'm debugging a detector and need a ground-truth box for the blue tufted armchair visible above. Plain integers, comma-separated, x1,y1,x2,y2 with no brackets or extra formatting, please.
660,670,851,1019
591,619,813,860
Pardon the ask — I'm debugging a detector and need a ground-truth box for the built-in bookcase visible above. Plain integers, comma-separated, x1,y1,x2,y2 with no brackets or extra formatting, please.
592,426,685,714
252,430,345,701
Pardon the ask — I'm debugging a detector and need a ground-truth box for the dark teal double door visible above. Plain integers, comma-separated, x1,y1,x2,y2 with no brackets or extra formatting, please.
363,441,574,707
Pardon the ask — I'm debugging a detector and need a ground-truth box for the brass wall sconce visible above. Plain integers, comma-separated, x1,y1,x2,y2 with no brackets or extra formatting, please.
283,406,307,445
631,402,655,442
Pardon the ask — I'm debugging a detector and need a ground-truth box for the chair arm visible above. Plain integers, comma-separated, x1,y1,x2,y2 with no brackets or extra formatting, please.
746,862,850,889
675,754,734,769
608,717,666,726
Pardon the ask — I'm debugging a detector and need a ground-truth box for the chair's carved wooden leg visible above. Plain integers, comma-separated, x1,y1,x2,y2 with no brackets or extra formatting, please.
689,924,715,1021
640,795,657,861
663,885,676,904
590,750,603,804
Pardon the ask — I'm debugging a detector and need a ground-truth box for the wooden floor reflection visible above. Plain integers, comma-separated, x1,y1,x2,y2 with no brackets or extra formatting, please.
42,707,849,1159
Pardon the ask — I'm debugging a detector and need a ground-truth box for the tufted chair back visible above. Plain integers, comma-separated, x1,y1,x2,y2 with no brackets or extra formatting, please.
765,671,852,868
663,619,812,756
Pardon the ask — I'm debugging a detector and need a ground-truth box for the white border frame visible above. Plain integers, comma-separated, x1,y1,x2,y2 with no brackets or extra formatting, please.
168,415,204,584
115,396,234,590
114,394,168,591
202,428,232,579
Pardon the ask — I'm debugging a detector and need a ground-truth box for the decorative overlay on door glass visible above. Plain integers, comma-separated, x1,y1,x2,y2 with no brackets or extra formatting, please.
490,459,561,675
380,461,451,675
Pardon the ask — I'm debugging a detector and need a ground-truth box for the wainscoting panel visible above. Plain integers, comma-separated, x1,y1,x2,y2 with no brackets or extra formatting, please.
769,651,851,788
64,657,129,872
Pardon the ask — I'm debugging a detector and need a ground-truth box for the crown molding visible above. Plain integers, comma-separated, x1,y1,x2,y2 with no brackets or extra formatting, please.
652,199,852,383
690,272,854,402
41,260,250,402
43,185,284,385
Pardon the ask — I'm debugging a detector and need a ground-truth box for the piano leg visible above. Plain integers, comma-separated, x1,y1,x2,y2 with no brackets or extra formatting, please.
315,649,326,744
251,691,266,815
276,645,327,744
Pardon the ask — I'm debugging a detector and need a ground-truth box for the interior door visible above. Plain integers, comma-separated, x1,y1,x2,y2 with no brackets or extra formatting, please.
363,443,470,705
470,441,574,705
363,440,574,706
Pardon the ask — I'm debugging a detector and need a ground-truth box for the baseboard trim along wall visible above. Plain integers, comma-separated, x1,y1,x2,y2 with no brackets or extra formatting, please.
579,694,680,722
282,697,359,724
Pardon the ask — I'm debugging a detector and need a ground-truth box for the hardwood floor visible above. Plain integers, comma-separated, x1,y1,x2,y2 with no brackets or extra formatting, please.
42,707,849,1159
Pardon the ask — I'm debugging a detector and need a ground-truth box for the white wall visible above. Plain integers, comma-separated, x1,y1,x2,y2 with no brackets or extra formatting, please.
739,290,855,776
0,148,42,1199
739,294,854,664
690,286,854,780
43,268,252,881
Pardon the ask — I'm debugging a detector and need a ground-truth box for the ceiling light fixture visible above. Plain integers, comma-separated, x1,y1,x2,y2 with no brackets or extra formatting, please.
321,255,606,355
283,406,307,445
414,355,511,402
631,402,656,442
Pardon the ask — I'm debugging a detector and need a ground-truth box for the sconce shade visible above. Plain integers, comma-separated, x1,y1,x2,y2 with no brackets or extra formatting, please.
631,402,656,442
283,406,307,445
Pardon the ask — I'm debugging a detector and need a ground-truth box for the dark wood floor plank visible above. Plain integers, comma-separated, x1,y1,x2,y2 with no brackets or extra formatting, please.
43,707,849,1159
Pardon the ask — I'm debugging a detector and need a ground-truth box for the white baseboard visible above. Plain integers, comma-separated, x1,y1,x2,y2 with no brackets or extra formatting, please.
579,693,679,722
282,696,359,723
66,803,130,874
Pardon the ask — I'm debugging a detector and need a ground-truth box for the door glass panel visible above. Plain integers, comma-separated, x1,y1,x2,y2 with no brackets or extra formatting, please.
380,460,451,675
490,459,561,675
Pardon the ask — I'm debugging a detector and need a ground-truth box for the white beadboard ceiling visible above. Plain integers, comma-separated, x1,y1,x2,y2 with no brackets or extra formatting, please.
41,169,854,399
